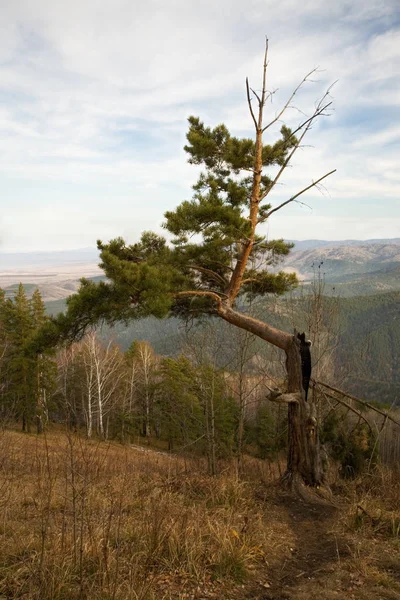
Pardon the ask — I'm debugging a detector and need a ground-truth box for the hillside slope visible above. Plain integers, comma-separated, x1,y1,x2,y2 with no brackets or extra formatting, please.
336,292,400,403
1,430,399,600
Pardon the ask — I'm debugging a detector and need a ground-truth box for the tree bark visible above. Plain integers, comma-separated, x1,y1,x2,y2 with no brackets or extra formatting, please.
217,298,323,486
218,300,324,486
284,336,323,486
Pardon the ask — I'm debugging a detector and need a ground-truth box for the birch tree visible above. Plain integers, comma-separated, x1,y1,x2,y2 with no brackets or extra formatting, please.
82,333,124,439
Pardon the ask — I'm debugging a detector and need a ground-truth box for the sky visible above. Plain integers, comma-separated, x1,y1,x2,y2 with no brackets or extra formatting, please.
0,0,399,252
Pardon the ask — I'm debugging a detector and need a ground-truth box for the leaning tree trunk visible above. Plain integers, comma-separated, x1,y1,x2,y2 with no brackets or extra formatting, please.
217,306,325,487
284,335,323,487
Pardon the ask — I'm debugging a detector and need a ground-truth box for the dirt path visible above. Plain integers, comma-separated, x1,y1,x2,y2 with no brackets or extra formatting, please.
257,495,344,599
246,492,400,600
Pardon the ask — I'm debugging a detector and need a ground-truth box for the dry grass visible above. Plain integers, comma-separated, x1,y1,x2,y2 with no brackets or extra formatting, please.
330,467,400,599
0,430,399,600
0,431,284,599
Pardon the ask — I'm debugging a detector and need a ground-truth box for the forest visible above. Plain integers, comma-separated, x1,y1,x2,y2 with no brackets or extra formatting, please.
1,281,400,600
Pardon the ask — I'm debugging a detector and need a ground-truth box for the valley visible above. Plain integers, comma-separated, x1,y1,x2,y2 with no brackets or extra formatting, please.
1,239,399,405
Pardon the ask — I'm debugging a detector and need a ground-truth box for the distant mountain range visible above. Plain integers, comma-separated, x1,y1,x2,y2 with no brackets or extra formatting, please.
289,238,400,251
284,243,400,284
1,238,399,269
2,239,400,301
0,248,101,292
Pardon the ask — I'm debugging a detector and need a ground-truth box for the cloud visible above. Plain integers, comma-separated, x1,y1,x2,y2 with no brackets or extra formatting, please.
0,0,399,250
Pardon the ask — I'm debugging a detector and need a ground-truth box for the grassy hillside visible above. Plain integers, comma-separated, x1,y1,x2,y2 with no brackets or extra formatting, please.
290,238,400,251
0,430,399,600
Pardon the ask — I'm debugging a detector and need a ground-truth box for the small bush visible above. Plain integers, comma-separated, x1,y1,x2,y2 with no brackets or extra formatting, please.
321,414,377,478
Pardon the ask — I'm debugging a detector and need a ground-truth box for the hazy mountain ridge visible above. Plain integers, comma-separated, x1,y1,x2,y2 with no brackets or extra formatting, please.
4,280,82,302
290,238,400,251
2,239,400,296
1,239,400,268
32,239,400,306
284,243,400,282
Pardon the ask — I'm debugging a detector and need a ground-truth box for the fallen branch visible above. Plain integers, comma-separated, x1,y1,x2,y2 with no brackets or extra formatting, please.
316,384,373,432
314,379,400,428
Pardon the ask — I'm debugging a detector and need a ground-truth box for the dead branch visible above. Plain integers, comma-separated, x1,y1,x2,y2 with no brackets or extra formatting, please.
316,384,373,432
260,90,334,203
268,388,301,404
250,87,262,104
264,169,336,219
261,38,269,107
262,67,319,133
289,101,333,138
246,77,258,129
315,379,400,428
264,383,300,404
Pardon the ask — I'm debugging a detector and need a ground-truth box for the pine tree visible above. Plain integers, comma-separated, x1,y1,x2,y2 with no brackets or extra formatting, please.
1,286,56,431
0,289,9,420
31,289,57,433
39,42,335,487
1,284,35,429
156,356,202,451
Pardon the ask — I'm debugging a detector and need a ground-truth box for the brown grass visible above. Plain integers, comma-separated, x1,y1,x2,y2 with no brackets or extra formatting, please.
0,430,399,600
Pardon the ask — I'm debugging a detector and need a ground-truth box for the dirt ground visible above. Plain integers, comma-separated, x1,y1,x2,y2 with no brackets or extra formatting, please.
248,493,400,600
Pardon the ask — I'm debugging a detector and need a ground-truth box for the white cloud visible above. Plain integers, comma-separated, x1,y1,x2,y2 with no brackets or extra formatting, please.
267,214,400,241
0,0,399,250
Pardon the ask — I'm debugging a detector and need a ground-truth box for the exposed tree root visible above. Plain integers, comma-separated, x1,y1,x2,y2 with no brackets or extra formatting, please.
280,471,336,507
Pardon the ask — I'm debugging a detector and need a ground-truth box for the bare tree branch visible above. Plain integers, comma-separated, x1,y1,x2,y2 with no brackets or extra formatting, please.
259,90,334,203
264,169,336,219
261,37,269,107
315,379,400,428
250,86,262,105
174,290,223,307
289,101,332,138
317,384,373,432
269,391,301,404
265,88,278,103
188,264,226,286
262,68,319,133
246,77,258,130
217,303,292,350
